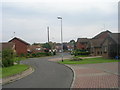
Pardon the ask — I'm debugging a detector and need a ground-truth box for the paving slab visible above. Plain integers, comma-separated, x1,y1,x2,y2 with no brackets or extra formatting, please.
66,62,119,88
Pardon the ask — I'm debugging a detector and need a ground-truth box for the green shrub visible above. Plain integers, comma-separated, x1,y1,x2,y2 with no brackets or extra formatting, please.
2,49,14,67
32,53,37,57
26,53,31,58
20,53,25,57
30,52,51,57
53,51,56,55
74,50,90,56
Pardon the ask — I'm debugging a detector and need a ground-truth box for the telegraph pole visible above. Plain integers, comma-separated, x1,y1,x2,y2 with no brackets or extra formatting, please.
47,26,50,43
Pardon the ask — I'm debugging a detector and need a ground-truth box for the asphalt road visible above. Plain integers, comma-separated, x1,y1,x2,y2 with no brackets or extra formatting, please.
3,53,73,88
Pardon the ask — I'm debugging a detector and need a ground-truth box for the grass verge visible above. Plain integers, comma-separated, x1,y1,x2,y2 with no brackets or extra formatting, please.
1,64,29,78
13,57,26,63
58,57,119,64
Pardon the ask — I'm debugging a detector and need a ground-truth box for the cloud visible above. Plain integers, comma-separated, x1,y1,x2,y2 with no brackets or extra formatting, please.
2,0,119,3
2,1,118,44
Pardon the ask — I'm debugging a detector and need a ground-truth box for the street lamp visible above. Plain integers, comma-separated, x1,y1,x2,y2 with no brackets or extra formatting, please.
57,16,63,62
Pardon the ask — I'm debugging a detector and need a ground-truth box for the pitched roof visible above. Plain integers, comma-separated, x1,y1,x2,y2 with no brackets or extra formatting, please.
92,30,111,39
109,33,120,44
9,37,30,45
28,45,42,50
77,38,89,43
90,39,104,47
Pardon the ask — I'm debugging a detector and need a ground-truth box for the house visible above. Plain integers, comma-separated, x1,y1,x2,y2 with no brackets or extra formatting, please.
76,38,90,50
90,39,104,56
0,42,16,53
64,42,75,51
8,37,30,56
89,30,112,56
67,44,74,51
76,30,119,58
55,43,62,52
101,33,120,58
92,30,111,39
27,44,44,54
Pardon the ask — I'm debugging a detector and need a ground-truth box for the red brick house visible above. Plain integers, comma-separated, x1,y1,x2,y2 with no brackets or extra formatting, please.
76,38,90,50
90,39,104,56
101,33,120,58
92,30,111,39
8,37,30,56
76,30,119,58
0,42,16,53
27,45,44,54
90,30,112,56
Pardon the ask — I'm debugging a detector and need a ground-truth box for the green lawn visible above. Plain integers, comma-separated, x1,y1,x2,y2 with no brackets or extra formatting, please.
58,57,119,64
1,64,29,78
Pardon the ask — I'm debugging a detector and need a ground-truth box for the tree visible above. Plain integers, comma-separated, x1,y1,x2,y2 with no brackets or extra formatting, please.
2,49,14,67
70,40,75,44
42,43,51,49
69,40,76,50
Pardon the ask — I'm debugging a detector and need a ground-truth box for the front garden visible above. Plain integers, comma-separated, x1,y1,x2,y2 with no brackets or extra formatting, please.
2,64,29,78
1,49,29,78
58,57,119,64
59,49,119,64
1,48,56,78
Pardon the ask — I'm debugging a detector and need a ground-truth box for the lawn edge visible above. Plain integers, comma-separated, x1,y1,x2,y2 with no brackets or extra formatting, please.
64,64,76,89
55,62,75,88
48,59,75,88
1,65,34,85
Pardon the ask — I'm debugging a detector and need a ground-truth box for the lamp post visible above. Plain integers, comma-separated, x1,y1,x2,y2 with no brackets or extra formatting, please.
57,16,63,62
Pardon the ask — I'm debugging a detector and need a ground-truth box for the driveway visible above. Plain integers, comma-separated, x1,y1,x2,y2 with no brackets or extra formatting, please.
3,54,73,88
67,62,118,88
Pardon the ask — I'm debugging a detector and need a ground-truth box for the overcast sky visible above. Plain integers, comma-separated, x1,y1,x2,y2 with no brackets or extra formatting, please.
1,0,119,44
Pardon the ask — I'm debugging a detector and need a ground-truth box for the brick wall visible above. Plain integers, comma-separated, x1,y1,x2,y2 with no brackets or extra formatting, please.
9,39,28,55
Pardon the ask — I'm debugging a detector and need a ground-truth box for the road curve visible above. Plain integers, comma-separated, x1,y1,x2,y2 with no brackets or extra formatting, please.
3,55,73,88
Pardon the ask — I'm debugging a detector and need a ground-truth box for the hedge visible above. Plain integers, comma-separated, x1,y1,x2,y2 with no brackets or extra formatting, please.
2,49,14,67
27,52,52,58
72,50,90,56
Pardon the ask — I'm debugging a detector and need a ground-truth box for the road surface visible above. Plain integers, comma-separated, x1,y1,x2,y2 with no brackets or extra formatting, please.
3,53,73,88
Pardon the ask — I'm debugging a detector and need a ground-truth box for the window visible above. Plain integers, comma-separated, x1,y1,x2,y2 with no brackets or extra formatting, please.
103,46,107,53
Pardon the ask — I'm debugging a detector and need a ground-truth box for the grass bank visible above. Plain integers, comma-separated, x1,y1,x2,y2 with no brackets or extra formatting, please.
58,57,119,64
13,57,26,63
1,64,29,78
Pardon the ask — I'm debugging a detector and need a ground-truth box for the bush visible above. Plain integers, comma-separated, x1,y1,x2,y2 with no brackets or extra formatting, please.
2,49,14,67
74,50,90,56
30,52,52,58
32,53,37,57
26,53,32,58
70,57,82,61
53,51,56,55
20,53,25,57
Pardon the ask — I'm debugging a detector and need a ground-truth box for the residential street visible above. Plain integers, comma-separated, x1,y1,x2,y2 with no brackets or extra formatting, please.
3,53,73,88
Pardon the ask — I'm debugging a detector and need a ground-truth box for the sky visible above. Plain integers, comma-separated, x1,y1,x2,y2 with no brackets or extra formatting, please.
1,0,119,44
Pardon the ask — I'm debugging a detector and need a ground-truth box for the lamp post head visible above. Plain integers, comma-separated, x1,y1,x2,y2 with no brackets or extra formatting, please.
57,16,62,19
